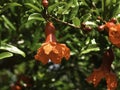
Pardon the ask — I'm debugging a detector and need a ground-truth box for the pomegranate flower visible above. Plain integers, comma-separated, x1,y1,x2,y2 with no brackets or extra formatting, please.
99,21,120,48
86,49,117,90
35,22,70,64
107,23,120,48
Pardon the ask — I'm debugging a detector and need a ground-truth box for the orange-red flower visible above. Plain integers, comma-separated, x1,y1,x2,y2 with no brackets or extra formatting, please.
35,22,70,64
98,21,120,48
106,71,117,90
86,68,105,87
86,49,117,90
108,24,120,48
101,22,120,48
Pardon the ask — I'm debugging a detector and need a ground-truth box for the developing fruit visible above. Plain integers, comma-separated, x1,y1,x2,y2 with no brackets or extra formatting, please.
109,18,117,24
42,0,48,8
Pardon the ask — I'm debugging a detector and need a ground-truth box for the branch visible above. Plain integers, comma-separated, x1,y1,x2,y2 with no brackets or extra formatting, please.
49,15,81,29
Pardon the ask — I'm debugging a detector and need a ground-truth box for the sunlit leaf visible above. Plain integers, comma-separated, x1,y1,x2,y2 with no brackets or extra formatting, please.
48,2,67,13
0,52,13,60
1,15,16,31
80,13,91,22
72,17,80,26
24,3,42,12
28,13,44,21
81,45,100,55
0,43,26,57
69,6,79,19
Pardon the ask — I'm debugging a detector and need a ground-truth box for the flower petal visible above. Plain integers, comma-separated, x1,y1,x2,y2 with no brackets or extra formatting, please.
49,51,62,64
43,43,53,55
105,71,117,90
86,68,104,87
57,43,70,60
35,47,49,64
109,25,120,48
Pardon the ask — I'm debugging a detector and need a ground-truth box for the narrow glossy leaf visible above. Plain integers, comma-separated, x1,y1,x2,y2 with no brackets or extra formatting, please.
1,3,22,14
48,2,67,13
62,3,72,14
81,45,100,55
28,13,44,21
0,43,26,57
24,3,41,12
72,17,80,26
80,0,89,6
7,2,22,7
0,52,13,60
1,15,16,31
70,6,79,19
80,13,91,22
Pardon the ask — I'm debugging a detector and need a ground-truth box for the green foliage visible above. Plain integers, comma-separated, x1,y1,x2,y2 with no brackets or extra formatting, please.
0,52,13,59
0,0,120,90
0,43,25,57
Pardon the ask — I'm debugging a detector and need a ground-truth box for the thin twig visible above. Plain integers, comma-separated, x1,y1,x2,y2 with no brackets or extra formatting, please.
49,15,81,29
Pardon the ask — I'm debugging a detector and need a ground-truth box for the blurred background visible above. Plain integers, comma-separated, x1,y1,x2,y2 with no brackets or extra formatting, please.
0,0,120,90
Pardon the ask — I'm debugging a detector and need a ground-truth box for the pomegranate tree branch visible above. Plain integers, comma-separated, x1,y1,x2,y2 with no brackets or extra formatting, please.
49,15,81,29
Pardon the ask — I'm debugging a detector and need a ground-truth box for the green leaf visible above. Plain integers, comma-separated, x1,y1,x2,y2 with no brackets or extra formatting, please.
0,52,13,60
48,2,67,13
72,17,80,26
0,43,26,57
113,4,120,16
24,3,42,12
106,0,111,6
73,0,79,6
106,0,116,6
28,13,44,21
1,2,22,14
70,6,79,19
80,0,89,6
7,2,22,7
1,15,16,31
80,13,91,22
81,45,100,55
